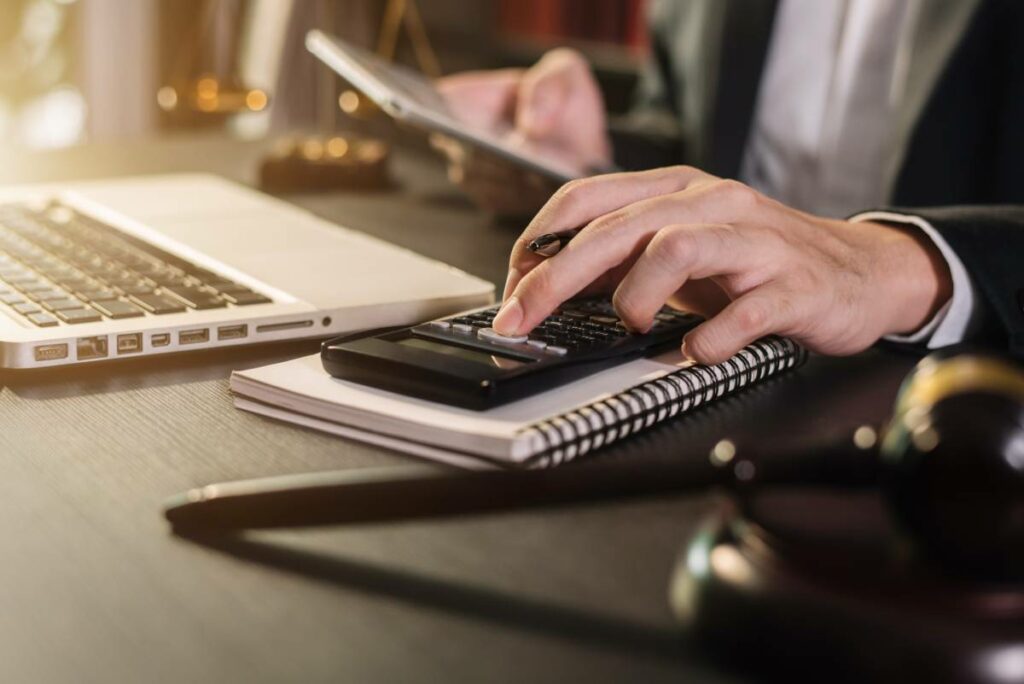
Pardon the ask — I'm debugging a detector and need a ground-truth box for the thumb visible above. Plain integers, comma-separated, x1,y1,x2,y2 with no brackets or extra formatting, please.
437,69,524,128
515,51,580,138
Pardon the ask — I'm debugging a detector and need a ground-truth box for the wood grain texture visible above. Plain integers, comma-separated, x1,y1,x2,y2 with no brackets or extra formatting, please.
0,138,917,683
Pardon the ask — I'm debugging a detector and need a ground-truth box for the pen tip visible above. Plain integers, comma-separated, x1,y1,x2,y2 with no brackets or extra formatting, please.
528,234,561,257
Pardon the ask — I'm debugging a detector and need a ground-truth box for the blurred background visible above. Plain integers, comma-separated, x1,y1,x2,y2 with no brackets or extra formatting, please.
0,0,648,151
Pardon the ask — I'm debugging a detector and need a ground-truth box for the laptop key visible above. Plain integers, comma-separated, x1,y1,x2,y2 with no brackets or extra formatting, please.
13,302,40,314
26,289,69,302
91,298,145,319
161,285,226,310
128,293,187,314
205,280,250,294
0,292,24,305
27,312,58,327
75,288,118,301
15,280,54,292
44,298,91,312
222,290,272,306
56,307,102,324
114,282,155,297
1,272,35,284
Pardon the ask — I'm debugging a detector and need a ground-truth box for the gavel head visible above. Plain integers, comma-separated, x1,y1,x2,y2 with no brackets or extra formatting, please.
882,352,1024,579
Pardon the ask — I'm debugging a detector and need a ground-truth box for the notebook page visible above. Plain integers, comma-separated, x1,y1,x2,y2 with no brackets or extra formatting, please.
231,351,691,464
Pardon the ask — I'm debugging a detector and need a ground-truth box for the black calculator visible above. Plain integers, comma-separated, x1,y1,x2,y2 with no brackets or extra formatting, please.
321,299,703,409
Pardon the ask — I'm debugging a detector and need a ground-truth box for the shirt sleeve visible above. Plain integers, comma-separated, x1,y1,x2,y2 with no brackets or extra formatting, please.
850,211,979,348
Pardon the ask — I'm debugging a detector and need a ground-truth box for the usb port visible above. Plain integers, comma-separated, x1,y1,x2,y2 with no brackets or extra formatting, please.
76,336,108,360
217,324,248,341
117,333,143,355
151,333,170,347
178,328,209,345
34,343,68,362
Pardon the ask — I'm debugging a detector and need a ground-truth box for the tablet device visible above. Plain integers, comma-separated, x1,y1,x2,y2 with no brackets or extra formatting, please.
306,30,588,183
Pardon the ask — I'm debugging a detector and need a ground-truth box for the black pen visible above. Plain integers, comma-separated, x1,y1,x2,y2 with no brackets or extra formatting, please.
528,228,581,257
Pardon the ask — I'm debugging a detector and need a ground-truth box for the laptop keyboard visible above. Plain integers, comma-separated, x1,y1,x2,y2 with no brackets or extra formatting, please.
0,201,273,327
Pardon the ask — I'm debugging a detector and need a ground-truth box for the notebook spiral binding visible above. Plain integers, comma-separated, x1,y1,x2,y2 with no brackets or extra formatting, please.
521,337,807,468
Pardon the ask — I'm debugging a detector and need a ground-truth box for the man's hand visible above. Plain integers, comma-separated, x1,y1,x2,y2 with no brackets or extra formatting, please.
492,166,953,364
434,48,612,216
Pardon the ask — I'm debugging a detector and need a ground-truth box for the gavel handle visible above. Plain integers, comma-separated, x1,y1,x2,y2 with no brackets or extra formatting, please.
164,428,880,533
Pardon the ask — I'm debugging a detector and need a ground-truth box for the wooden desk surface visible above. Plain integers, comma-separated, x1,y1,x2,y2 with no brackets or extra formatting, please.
0,136,918,683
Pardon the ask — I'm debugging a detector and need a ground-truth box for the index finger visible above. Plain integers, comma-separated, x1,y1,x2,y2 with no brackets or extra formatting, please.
505,166,713,298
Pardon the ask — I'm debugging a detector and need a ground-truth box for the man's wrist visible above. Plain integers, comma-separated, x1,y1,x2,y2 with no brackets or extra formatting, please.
852,211,980,349
866,220,954,337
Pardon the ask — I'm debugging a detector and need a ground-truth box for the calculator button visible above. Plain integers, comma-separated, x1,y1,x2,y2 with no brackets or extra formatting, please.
428,320,451,330
478,328,528,345
546,345,568,356
452,323,475,333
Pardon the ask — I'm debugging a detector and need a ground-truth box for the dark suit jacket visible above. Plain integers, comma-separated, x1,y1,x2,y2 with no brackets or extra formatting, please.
611,0,1024,356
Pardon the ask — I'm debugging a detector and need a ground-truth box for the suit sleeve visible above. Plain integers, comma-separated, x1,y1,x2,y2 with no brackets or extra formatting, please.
899,206,1024,357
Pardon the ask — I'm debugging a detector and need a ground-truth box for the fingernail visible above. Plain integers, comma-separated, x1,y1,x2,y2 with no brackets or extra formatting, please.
681,337,697,363
493,296,524,335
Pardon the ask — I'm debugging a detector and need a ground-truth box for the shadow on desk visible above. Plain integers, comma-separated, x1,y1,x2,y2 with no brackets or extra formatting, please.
183,531,692,664
164,350,919,673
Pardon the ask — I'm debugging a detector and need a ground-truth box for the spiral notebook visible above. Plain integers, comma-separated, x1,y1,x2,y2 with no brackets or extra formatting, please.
230,337,806,469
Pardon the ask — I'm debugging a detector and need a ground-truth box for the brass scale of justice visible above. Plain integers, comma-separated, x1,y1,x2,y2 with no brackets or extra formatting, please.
159,0,441,191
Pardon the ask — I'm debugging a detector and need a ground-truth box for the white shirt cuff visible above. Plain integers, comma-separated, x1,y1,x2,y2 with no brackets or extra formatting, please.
851,211,977,348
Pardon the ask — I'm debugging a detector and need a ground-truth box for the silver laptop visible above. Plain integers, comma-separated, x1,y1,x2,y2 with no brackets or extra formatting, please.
0,174,493,368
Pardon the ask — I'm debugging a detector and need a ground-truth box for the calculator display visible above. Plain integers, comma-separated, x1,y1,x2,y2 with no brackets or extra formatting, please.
398,337,534,368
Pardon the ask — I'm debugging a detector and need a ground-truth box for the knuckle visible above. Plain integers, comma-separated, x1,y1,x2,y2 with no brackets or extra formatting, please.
649,226,696,268
552,179,588,211
734,299,771,335
672,164,699,178
716,179,759,208
786,267,820,293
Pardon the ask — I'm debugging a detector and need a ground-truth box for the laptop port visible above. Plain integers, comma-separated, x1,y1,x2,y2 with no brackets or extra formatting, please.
34,344,68,362
217,324,248,341
255,320,314,333
151,333,170,347
179,328,210,345
76,336,108,360
117,333,143,355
